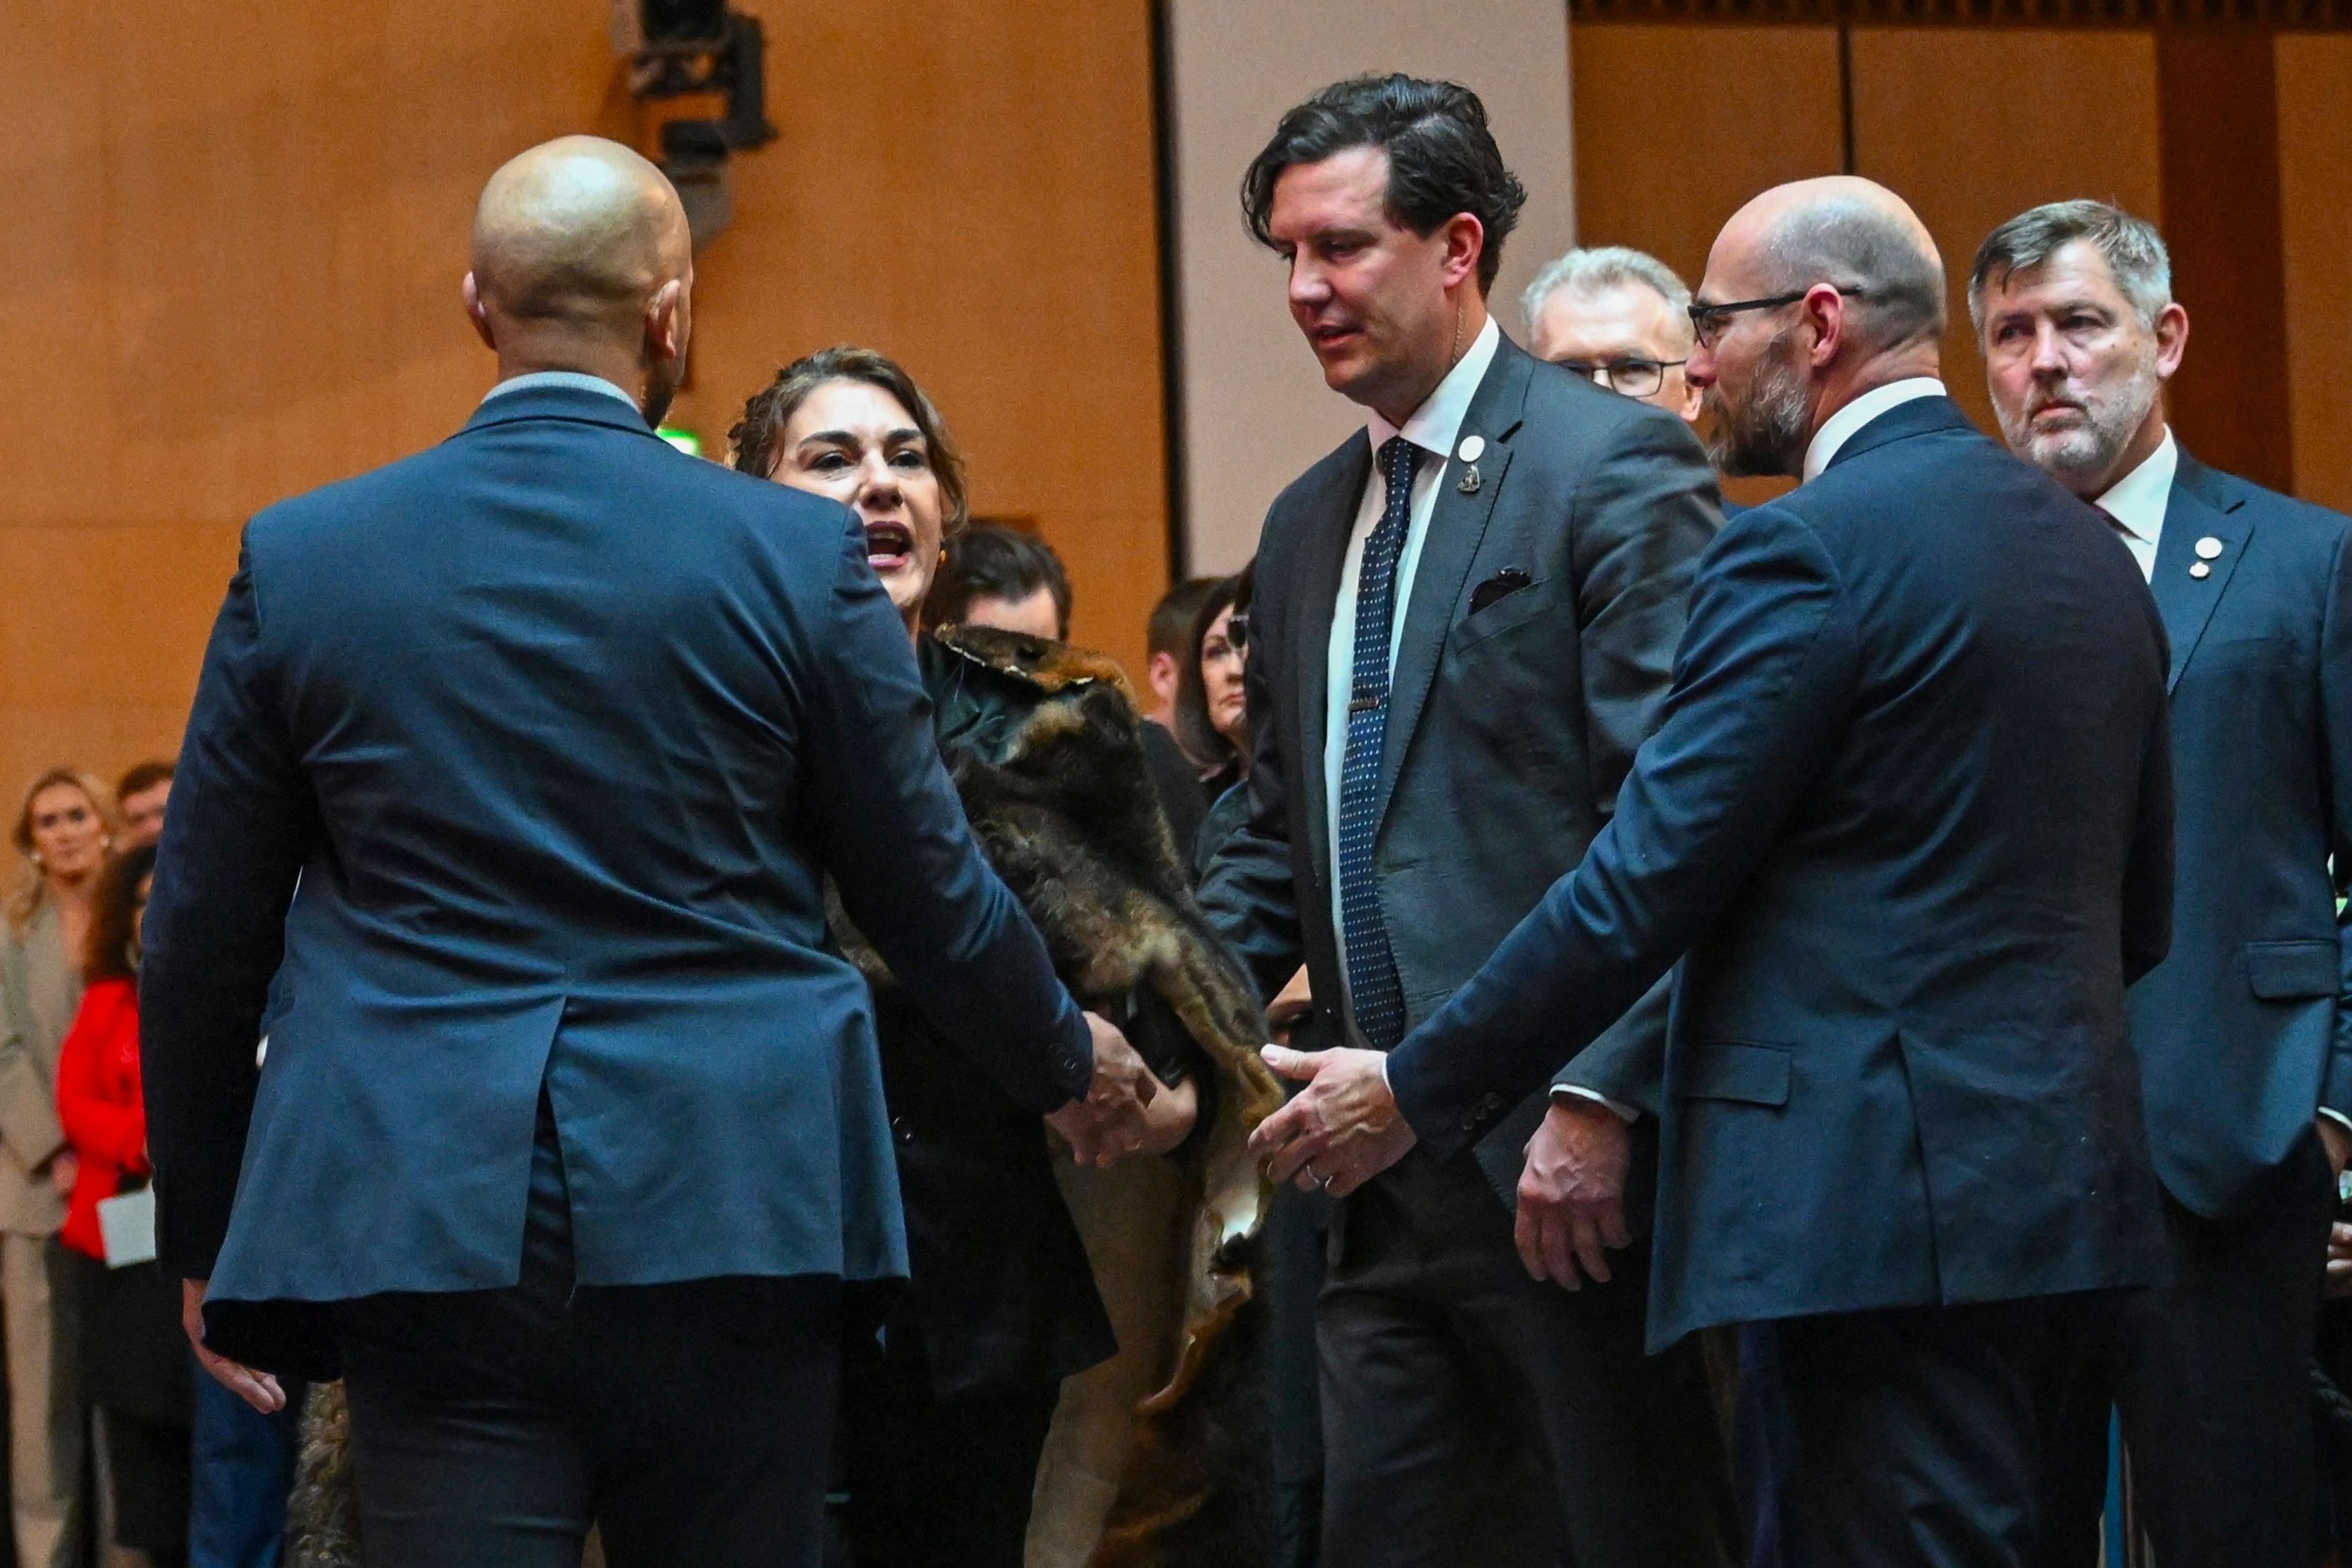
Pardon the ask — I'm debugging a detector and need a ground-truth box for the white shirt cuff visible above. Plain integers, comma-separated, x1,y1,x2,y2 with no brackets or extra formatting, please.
2320,1107,2352,1135
1551,1084,1640,1123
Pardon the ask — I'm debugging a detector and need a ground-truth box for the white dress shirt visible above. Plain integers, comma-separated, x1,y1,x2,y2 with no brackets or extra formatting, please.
1322,314,1501,981
2091,428,2178,583
1801,377,1948,482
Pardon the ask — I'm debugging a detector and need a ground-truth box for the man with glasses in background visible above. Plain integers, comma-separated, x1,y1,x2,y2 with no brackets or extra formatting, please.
1523,246,1702,426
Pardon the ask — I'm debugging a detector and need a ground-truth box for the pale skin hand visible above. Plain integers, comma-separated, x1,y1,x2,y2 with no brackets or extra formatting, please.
1248,1045,1417,1196
1044,1013,1161,1168
181,1280,285,1415
1516,1099,1633,1291
46,1151,77,1199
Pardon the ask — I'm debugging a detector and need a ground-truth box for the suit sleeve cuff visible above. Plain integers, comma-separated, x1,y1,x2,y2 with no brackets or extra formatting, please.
1550,1084,1640,1123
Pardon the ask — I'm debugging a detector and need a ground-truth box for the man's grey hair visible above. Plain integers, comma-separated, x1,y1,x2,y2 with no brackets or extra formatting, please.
1756,198,1946,355
1520,246,1695,350
1967,200,2171,331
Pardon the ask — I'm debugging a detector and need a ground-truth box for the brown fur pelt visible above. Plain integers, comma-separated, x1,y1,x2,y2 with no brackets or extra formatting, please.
926,627,1286,1567
287,1382,360,1568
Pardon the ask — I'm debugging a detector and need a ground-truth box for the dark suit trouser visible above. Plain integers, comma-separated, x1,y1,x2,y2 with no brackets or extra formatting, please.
334,1100,842,1568
1767,1294,2119,1568
1317,1148,1733,1568
836,1329,1060,1568
2029,1130,2334,1568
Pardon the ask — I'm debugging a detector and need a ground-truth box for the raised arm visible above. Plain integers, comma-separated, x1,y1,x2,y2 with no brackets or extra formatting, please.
1390,505,1858,1159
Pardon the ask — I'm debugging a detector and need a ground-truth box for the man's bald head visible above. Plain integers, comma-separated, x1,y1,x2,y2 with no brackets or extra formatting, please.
463,136,695,422
1715,176,1946,355
471,136,690,333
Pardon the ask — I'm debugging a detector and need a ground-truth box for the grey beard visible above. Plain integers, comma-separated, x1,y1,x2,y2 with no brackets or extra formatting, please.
2002,358,2159,486
1705,335,1813,478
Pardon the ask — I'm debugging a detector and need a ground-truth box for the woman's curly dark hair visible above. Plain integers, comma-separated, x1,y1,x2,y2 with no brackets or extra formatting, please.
726,345,970,535
85,842,156,987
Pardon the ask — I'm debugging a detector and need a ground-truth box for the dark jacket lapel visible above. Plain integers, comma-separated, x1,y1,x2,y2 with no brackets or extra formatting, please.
1371,339,1532,829
1297,439,1374,882
2147,449,2251,692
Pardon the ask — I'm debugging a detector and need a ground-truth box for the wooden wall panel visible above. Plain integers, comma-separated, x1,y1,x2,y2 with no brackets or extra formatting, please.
2278,34,2352,514
0,0,1166,805
1571,26,1846,293
1571,24,1842,504
1849,29,2163,440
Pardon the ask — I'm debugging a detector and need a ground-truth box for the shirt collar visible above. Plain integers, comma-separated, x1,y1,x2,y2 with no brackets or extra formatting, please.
481,369,640,410
1802,377,1948,481
2090,427,2177,549
1365,315,1502,464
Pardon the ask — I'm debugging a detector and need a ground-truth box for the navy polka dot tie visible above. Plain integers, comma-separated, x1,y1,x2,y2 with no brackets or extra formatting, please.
1336,435,1417,1052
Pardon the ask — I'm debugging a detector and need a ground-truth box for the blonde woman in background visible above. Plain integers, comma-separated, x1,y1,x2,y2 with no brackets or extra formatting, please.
3,767,115,1568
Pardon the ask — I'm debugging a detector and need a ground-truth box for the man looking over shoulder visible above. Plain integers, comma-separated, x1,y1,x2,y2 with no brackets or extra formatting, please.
138,135,1156,1568
1256,176,2174,1567
1975,198,2352,1568
1199,72,1732,1567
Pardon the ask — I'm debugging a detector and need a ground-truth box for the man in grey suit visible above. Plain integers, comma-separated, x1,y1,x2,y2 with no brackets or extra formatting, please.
1198,74,1732,1566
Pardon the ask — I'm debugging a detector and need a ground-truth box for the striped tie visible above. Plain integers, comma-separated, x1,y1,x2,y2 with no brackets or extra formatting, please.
1336,435,1417,1051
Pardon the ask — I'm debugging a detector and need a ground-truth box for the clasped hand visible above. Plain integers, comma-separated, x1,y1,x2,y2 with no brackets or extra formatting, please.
1046,1013,1180,1168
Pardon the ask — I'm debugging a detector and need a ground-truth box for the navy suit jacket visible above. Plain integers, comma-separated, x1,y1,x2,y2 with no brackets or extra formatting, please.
1385,396,2174,1347
2128,449,2352,1217
140,384,1092,1372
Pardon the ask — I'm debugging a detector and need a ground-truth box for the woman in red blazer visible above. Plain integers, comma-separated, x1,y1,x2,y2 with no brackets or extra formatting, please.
55,841,190,1568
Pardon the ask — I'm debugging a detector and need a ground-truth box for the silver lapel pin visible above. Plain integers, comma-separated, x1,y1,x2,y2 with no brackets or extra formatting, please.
1458,464,1482,496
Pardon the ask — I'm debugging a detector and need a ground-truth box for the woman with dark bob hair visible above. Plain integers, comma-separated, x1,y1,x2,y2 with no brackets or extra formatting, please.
729,348,1279,1567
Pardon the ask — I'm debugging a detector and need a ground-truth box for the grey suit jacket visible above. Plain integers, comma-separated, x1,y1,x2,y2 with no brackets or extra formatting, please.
0,901,75,1236
1199,333,1721,1199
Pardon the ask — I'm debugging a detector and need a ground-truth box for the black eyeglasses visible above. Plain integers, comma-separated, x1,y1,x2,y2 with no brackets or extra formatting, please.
1555,357,1687,399
1687,287,1866,350
1226,612,1249,653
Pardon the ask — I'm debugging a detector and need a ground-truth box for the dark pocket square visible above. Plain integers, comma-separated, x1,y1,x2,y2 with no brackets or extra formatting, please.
1469,568,1534,615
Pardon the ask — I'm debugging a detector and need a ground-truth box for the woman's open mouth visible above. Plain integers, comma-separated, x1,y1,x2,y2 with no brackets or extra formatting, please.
864,521,915,572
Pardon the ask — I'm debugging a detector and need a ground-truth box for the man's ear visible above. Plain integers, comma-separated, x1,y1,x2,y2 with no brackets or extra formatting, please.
1438,213,1487,295
1803,282,1848,368
646,277,688,366
2153,301,2189,382
462,273,497,353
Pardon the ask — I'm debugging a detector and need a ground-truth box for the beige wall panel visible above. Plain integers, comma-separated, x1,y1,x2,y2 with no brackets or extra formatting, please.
1570,26,1845,295
2278,34,2352,516
1849,29,2162,439
1165,0,1578,572
0,0,1167,801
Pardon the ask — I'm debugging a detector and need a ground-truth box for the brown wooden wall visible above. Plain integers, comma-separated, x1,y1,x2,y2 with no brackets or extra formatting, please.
0,0,1166,807
1572,21,2337,513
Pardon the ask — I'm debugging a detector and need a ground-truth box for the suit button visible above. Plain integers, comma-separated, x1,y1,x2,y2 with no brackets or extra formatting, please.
891,1116,913,1145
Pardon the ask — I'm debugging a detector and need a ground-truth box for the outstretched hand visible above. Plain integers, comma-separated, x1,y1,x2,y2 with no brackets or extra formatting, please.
182,1280,285,1415
1046,1012,1161,1167
1246,1045,1417,1197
